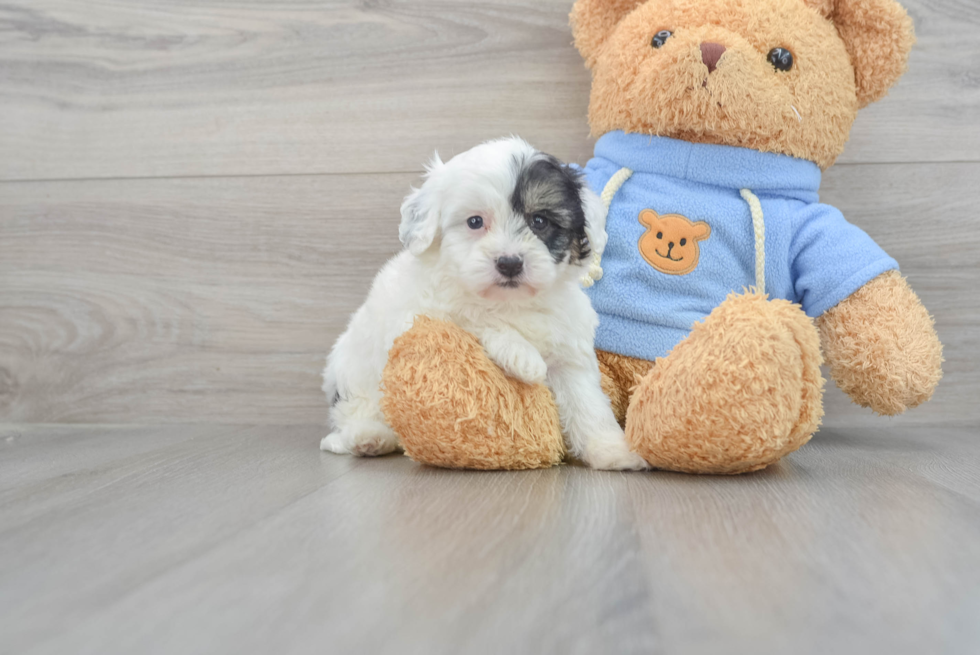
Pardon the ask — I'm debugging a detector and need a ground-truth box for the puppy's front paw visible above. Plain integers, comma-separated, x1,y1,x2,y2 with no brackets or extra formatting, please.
487,341,548,386
583,439,651,471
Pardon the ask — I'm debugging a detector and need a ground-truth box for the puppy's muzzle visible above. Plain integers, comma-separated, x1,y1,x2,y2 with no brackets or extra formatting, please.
495,256,524,279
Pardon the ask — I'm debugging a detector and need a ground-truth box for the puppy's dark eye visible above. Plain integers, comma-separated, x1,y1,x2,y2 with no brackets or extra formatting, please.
466,216,484,230
768,47,793,71
651,30,672,49
530,215,549,231
656,231,663,239
680,238,687,246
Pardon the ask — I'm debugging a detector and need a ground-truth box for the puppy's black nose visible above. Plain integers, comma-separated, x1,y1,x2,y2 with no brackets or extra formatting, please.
495,256,524,278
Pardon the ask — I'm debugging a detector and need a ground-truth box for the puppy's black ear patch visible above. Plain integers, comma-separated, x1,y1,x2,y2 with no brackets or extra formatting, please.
512,155,591,264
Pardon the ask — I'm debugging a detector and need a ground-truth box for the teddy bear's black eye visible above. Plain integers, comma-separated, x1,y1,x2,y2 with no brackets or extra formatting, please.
656,231,663,239
466,216,483,229
680,238,687,246
768,47,794,71
651,31,672,49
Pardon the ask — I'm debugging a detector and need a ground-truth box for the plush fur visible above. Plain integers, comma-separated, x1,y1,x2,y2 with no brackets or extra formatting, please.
597,349,654,425
324,137,646,470
817,270,943,415
382,316,565,470
625,291,825,474
379,0,941,474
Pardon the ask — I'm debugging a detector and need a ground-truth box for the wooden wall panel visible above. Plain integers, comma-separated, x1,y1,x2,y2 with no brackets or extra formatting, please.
1,0,977,427
0,0,978,182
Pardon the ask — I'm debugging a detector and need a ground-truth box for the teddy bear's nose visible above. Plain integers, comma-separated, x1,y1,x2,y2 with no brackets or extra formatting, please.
700,42,727,73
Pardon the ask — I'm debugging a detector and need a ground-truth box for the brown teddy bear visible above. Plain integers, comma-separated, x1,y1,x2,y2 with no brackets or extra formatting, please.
380,0,943,473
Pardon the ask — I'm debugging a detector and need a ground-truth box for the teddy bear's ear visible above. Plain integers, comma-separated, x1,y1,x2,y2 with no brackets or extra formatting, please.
803,0,915,108
571,0,645,68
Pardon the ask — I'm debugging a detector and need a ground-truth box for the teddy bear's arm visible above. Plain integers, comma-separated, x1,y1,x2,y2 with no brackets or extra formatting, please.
817,270,943,415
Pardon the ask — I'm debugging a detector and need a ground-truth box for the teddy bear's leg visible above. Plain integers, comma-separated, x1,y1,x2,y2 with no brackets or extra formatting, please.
380,316,564,470
625,291,825,474
597,350,654,427
817,270,943,415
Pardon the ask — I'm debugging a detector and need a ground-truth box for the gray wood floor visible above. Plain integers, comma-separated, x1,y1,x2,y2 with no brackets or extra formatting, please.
2,423,979,655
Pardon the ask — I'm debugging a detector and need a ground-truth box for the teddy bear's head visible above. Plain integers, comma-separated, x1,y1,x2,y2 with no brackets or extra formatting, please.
571,0,914,169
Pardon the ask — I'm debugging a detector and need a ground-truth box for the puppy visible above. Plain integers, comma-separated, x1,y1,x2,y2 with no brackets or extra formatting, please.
321,137,648,470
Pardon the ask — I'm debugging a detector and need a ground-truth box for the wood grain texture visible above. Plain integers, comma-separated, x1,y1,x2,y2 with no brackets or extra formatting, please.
1,423,978,655
0,173,406,423
2,162,978,426
1,0,978,426
0,0,978,183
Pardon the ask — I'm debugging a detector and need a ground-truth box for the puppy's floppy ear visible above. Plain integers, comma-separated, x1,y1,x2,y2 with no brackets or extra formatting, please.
570,0,645,69
803,0,914,108
399,153,443,256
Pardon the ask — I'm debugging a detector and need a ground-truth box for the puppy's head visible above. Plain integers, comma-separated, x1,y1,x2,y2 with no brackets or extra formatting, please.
399,137,606,301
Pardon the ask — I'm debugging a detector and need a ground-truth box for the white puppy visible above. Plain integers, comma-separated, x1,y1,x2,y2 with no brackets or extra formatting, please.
321,137,648,470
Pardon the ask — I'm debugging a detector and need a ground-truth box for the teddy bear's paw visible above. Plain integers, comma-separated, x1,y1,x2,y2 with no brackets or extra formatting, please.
818,271,943,416
582,438,651,471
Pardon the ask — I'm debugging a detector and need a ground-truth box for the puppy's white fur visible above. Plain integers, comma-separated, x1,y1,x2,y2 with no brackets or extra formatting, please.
322,137,648,470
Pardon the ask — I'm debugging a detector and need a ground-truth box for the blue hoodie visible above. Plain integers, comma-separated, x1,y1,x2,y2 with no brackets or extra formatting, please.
582,131,898,362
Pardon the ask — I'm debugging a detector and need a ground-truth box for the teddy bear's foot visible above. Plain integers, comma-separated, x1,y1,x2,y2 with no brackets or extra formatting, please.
626,291,825,474
380,316,564,470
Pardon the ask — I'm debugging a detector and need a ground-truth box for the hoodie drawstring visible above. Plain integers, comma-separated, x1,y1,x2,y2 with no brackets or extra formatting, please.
739,188,766,295
582,167,633,288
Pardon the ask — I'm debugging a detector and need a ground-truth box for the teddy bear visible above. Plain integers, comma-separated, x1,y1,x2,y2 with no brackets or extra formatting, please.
380,0,943,473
